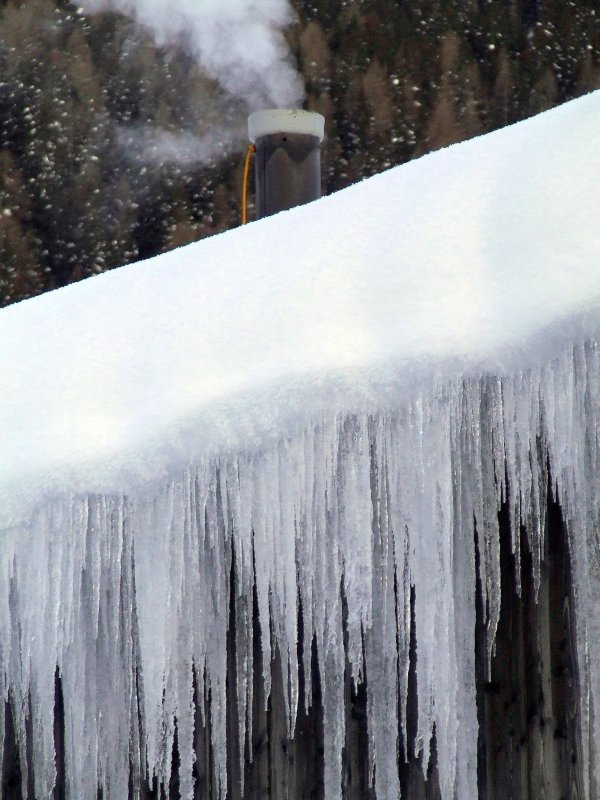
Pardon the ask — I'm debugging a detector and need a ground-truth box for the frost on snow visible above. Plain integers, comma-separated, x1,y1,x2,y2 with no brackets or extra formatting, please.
1,92,600,799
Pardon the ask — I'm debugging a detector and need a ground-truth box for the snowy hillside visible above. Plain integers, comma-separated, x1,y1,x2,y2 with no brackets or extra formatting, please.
1,91,600,799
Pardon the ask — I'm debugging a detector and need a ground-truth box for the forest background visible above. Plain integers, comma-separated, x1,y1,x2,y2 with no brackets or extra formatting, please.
1,0,599,308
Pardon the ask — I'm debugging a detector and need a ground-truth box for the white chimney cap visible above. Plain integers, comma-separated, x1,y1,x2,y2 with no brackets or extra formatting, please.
248,109,325,143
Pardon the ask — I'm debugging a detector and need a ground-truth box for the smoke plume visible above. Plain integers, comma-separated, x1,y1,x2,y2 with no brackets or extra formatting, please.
76,0,304,110
116,124,244,168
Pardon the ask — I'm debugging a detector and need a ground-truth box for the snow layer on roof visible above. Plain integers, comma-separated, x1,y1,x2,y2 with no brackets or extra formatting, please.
1,91,600,522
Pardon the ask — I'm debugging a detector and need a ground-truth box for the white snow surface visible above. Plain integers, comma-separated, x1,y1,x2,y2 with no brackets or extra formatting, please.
1,92,600,800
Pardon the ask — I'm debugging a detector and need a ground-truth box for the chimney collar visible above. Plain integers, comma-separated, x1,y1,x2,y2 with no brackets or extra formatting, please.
248,109,325,144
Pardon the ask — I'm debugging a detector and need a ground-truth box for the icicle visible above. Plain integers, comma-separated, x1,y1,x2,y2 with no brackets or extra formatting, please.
2,337,600,798
365,417,400,800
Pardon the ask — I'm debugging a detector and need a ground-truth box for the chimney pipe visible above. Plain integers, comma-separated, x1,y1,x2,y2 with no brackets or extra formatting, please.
248,109,325,219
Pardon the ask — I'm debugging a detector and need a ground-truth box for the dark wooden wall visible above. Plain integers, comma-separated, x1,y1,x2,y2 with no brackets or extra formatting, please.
2,492,582,799
476,496,581,800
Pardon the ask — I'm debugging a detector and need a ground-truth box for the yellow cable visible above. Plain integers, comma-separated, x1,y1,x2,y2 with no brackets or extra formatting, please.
242,144,256,225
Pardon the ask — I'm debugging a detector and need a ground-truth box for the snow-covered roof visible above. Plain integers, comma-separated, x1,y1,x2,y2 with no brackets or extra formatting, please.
2,92,599,525
1,92,600,800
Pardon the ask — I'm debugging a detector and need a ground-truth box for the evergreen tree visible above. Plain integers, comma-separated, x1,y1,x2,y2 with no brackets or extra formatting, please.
0,0,598,306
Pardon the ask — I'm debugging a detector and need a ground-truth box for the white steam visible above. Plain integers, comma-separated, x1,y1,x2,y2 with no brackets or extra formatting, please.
117,124,243,168
76,0,304,110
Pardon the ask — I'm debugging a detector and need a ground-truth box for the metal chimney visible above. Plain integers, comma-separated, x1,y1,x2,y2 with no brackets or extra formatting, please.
248,109,325,219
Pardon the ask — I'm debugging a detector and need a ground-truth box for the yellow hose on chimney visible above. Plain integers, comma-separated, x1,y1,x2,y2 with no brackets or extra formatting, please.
242,144,256,225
